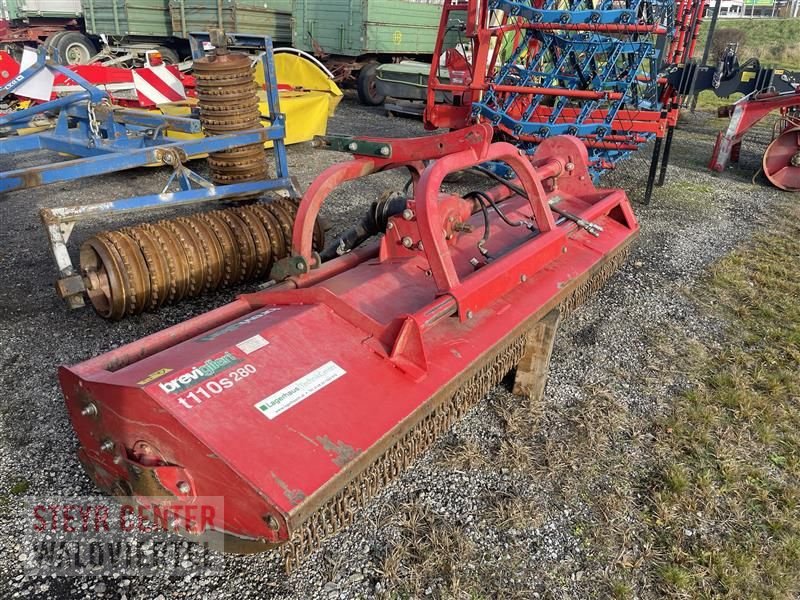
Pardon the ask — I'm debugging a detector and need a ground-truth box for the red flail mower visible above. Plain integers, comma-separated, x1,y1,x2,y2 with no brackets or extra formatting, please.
59,124,638,569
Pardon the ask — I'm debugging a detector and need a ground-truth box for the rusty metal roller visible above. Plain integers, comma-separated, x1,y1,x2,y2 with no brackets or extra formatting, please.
193,36,267,186
78,201,325,319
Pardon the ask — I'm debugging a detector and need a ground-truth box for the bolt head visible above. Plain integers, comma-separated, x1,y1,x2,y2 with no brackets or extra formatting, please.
177,481,191,494
81,403,98,417
565,162,575,172
520,274,527,282
401,236,413,248
379,146,390,156
264,515,280,532
466,310,474,319
100,439,114,453
386,221,394,230
402,208,414,221
348,142,358,151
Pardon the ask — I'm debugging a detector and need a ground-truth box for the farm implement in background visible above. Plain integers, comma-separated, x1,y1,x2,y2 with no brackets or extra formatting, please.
0,31,327,316
0,41,342,145
668,42,800,191
416,0,708,203
381,0,799,197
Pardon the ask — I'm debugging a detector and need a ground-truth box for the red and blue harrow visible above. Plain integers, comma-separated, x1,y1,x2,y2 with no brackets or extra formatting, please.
424,0,707,202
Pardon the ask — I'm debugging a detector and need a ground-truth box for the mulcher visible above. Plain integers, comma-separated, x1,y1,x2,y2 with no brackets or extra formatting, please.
59,123,638,570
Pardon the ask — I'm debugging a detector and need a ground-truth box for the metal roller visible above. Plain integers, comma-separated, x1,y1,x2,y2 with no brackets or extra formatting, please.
194,42,267,186
79,201,325,319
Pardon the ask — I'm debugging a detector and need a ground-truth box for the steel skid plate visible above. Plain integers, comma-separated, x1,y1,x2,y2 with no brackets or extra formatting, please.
59,126,639,568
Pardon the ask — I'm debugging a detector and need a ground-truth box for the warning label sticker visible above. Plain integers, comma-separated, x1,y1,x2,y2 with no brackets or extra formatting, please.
236,334,269,355
255,361,346,420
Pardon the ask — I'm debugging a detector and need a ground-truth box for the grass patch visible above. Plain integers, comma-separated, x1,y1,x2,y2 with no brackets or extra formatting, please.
379,500,484,598
661,181,715,207
0,478,30,517
695,90,740,111
9,479,29,495
696,18,800,70
648,203,800,598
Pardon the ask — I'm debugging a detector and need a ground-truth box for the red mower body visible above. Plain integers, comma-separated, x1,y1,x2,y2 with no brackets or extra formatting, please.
58,125,638,565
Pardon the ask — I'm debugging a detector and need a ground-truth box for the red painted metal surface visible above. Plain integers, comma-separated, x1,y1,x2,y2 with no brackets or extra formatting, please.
0,20,75,44
59,128,638,548
0,52,194,108
763,127,800,191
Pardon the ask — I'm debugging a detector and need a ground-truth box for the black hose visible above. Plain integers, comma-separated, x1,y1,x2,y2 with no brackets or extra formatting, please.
319,194,408,262
467,189,533,230
465,191,491,258
472,165,528,198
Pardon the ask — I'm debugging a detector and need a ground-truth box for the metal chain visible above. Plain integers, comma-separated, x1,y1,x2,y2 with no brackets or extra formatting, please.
87,101,101,139
87,98,111,140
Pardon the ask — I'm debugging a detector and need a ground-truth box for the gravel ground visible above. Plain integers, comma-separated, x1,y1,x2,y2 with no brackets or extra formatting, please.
0,95,788,599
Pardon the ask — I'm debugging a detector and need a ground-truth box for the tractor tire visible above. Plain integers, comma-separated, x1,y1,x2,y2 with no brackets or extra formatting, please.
155,46,180,65
356,62,385,106
53,32,97,65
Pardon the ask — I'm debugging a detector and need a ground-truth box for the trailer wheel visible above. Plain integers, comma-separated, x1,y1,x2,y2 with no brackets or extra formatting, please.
54,32,97,65
357,63,385,106
42,31,70,51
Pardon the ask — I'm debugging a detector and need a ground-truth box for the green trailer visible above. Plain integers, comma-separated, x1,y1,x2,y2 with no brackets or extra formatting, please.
292,0,444,103
80,0,182,62
82,0,172,37
79,0,295,63
169,0,293,46
3,0,445,104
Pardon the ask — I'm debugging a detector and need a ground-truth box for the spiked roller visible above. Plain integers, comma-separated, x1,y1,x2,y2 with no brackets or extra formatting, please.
78,199,323,319
59,124,638,570
194,39,268,186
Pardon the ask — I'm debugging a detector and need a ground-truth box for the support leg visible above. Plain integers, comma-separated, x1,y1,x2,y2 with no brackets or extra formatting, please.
657,125,675,187
643,135,663,205
513,309,561,402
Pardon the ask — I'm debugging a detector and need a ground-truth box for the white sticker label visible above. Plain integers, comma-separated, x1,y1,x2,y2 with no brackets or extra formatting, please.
255,361,346,420
236,334,269,355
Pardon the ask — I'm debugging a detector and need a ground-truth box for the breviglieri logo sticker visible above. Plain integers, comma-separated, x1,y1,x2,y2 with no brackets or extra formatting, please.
158,352,241,394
